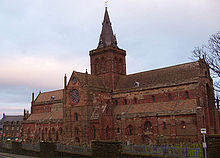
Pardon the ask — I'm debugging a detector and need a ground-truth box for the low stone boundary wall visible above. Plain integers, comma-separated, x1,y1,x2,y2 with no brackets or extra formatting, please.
206,135,220,158
0,141,205,158
91,140,122,157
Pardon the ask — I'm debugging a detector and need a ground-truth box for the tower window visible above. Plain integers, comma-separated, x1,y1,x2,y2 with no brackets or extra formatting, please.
128,125,133,136
75,127,79,135
144,121,152,131
106,126,109,138
168,93,172,100
181,121,186,129
93,126,96,139
152,95,156,102
117,127,120,134
75,113,78,121
114,99,118,105
124,99,127,105
134,97,137,104
163,122,167,129
185,91,189,99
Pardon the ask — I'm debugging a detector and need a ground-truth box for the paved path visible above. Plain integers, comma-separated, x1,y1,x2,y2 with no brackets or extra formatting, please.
0,152,38,158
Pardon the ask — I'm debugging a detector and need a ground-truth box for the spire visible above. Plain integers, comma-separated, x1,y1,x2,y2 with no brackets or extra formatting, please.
98,7,117,48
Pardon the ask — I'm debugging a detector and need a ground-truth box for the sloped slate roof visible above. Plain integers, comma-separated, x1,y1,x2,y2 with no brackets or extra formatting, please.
2,115,23,123
114,99,197,117
75,72,107,89
27,111,63,121
35,89,64,103
115,61,200,91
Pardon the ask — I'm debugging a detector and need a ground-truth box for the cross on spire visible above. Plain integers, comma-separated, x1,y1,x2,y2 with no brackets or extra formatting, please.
105,1,108,7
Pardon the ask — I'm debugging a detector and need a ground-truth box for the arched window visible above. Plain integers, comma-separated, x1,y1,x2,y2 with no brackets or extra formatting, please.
134,97,137,104
55,131,59,141
42,129,44,140
93,126,96,139
124,99,127,105
75,127,79,136
144,121,152,131
75,113,78,121
48,130,51,140
128,125,133,136
181,121,186,129
163,122,167,129
106,126,109,138
114,99,118,105
75,137,80,143
168,93,172,100
117,127,120,134
152,95,156,102
185,91,189,99
52,128,55,135
59,127,63,135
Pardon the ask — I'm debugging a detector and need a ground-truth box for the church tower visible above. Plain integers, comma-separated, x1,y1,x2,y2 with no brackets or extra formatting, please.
89,7,126,89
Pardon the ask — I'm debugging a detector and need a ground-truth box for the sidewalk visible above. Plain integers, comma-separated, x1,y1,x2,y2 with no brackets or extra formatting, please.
0,152,38,158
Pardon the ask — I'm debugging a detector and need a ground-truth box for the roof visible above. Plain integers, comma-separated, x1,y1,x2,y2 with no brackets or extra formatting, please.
114,99,197,117
35,89,63,103
27,111,63,121
2,115,23,123
75,72,107,89
97,7,117,48
115,61,200,91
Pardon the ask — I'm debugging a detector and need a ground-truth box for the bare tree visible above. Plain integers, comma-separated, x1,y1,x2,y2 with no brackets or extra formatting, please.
192,32,220,94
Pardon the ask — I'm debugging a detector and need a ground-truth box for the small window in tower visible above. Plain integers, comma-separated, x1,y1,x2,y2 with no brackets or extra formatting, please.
115,99,118,105
168,93,172,101
75,127,79,135
128,125,133,136
93,126,96,139
75,113,79,121
181,121,186,129
52,128,55,135
152,95,156,102
124,99,127,105
106,126,109,138
163,122,167,129
134,97,137,104
117,127,120,134
185,91,189,99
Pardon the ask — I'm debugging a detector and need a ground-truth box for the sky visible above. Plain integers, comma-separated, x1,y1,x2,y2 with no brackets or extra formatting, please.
0,0,219,117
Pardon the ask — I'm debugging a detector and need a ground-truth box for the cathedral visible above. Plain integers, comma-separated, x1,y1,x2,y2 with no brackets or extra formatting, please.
22,7,220,145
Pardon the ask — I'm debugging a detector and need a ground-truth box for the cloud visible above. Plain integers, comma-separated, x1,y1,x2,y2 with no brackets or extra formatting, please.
0,55,88,89
0,0,219,115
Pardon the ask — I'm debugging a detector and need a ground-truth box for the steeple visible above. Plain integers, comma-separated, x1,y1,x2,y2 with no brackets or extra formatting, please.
90,7,126,90
98,7,117,48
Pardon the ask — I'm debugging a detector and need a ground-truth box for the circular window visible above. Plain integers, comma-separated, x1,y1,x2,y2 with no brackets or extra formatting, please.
70,89,80,104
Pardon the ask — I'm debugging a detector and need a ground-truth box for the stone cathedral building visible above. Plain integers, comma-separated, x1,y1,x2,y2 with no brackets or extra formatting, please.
23,7,220,145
